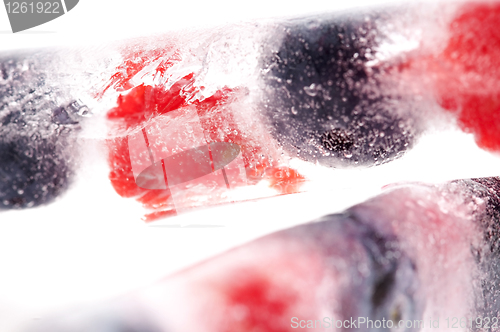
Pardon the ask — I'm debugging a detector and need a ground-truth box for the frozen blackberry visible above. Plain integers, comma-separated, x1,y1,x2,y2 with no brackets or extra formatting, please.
0,54,85,209
261,12,416,167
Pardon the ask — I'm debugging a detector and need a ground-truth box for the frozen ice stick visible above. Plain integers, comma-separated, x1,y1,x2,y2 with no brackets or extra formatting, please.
2,1,500,221
21,177,500,332
90,1,500,222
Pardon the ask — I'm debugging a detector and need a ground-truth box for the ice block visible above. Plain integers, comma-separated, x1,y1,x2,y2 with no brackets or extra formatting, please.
97,1,500,221
21,177,500,332
1,1,500,221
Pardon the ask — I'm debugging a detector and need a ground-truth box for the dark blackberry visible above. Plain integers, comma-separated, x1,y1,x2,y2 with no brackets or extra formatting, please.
0,54,85,209
261,12,416,167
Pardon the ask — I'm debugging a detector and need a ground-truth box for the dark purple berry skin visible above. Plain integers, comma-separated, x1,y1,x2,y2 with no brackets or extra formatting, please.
261,12,416,167
0,54,83,209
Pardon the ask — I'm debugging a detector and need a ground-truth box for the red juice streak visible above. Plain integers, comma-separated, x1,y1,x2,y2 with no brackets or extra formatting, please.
433,3,500,151
161,159,169,189
142,128,154,164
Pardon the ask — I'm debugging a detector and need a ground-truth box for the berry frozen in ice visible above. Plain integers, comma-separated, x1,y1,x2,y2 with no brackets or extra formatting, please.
261,12,417,167
434,3,500,152
24,177,500,332
103,46,305,221
0,55,83,208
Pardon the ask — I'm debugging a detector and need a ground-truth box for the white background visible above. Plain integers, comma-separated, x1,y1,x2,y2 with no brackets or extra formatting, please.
0,0,436,50
1,0,500,331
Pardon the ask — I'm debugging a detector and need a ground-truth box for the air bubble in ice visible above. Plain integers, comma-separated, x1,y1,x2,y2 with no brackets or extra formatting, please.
304,83,320,97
